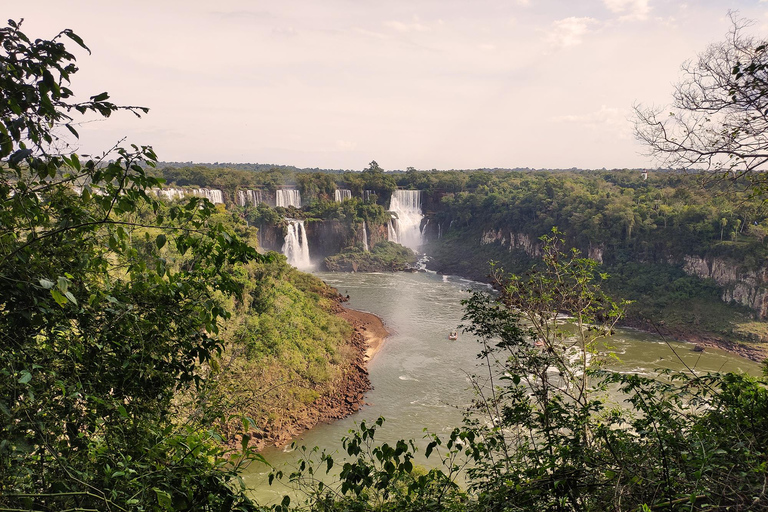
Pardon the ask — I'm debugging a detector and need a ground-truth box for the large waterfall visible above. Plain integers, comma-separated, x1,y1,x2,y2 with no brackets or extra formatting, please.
282,220,311,269
334,189,352,202
152,188,185,201
193,188,224,204
150,187,223,204
388,190,424,251
237,189,264,206
276,189,301,208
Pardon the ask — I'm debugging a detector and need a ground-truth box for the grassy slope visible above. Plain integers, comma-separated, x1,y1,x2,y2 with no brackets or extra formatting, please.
182,257,360,448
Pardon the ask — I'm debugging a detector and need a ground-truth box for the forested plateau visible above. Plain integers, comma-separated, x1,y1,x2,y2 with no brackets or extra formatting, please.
152,164,768,360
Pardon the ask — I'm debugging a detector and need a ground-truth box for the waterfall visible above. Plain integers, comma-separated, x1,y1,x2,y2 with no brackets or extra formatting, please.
154,188,185,201
282,220,311,269
334,189,352,202
237,189,264,206
193,188,224,204
363,190,374,202
438,223,442,239
421,218,430,241
387,219,398,244
208,189,223,204
388,190,424,251
276,189,301,208
362,221,369,252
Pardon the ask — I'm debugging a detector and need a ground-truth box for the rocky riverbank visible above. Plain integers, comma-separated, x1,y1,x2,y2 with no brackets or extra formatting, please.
250,302,388,451
620,317,768,364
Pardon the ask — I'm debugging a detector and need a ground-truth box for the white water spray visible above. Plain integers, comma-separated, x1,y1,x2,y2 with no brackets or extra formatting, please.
334,189,352,202
282,220,311,269
388,190,424,251
276,189,301,208
237,189,264,206
362,221,369,252
387,219,398,243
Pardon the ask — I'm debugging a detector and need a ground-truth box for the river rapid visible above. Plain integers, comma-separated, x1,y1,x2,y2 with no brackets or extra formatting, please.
244,270,762,503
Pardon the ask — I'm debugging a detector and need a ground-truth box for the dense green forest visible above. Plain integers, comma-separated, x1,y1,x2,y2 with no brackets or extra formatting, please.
0,21,364,511
152,162,768,352
3,18,768,512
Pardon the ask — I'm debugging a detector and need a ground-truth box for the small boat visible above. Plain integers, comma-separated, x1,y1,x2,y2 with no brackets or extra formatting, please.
448,331,458,341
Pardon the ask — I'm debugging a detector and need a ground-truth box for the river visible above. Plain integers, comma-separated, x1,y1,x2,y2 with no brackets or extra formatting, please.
243,270,762,503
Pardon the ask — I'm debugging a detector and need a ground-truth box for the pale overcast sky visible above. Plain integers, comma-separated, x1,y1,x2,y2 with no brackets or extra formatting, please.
7,1,768,170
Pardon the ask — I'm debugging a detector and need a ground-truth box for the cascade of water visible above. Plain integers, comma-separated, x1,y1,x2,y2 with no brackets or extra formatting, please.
208,189,223,204
282,220,311,268
388,190,424,251
362,221,369,252
158,188,185,201
276,189,301,208
237,189,264,206
387,219,398,244
334,189,352,202
192,188,223,204
438,223,442,239
363,190,374,202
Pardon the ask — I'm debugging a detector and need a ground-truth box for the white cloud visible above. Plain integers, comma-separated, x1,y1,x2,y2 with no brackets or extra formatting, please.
554,106,631,139
383,19,430,33
336,140,357,151
544,17,598,49
603,0,651,21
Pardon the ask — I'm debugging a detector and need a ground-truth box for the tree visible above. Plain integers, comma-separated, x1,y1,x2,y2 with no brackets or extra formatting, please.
0,20,265,510
634,15,768,185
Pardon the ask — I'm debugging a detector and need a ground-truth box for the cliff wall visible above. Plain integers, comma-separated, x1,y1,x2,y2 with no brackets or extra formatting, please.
430,222,768,320
682,256,768,318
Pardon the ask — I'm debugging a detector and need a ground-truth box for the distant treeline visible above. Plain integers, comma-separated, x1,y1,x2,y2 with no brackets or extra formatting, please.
152,165,768,265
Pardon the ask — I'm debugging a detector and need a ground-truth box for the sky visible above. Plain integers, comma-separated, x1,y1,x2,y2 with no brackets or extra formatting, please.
7,1,768,171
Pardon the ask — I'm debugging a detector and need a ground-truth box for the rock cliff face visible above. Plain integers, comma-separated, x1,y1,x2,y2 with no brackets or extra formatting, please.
480,228,543,259
258,219,389,261
682,256,768,318
460,227,768,319
257,223,285,253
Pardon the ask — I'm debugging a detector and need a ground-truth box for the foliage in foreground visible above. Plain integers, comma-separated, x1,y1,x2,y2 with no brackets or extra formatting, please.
279,234,768,511
0,20,270,511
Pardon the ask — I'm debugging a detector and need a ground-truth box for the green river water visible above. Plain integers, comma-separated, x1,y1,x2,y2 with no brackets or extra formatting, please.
243,270,762,504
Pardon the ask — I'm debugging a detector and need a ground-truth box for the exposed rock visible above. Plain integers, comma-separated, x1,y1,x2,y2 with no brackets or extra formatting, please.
682,255,768,318
246,299,387,451
480,229,541,258
588,244,604,264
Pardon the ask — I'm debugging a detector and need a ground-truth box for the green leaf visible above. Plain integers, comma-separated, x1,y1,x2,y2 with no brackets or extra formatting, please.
51,289,68,306
39,278,55,289
56,276,69,293
153,488,172,509
156,234,167,250
90,92,110,102
63,29,90,53
18,371,32,384
65,124,80,140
